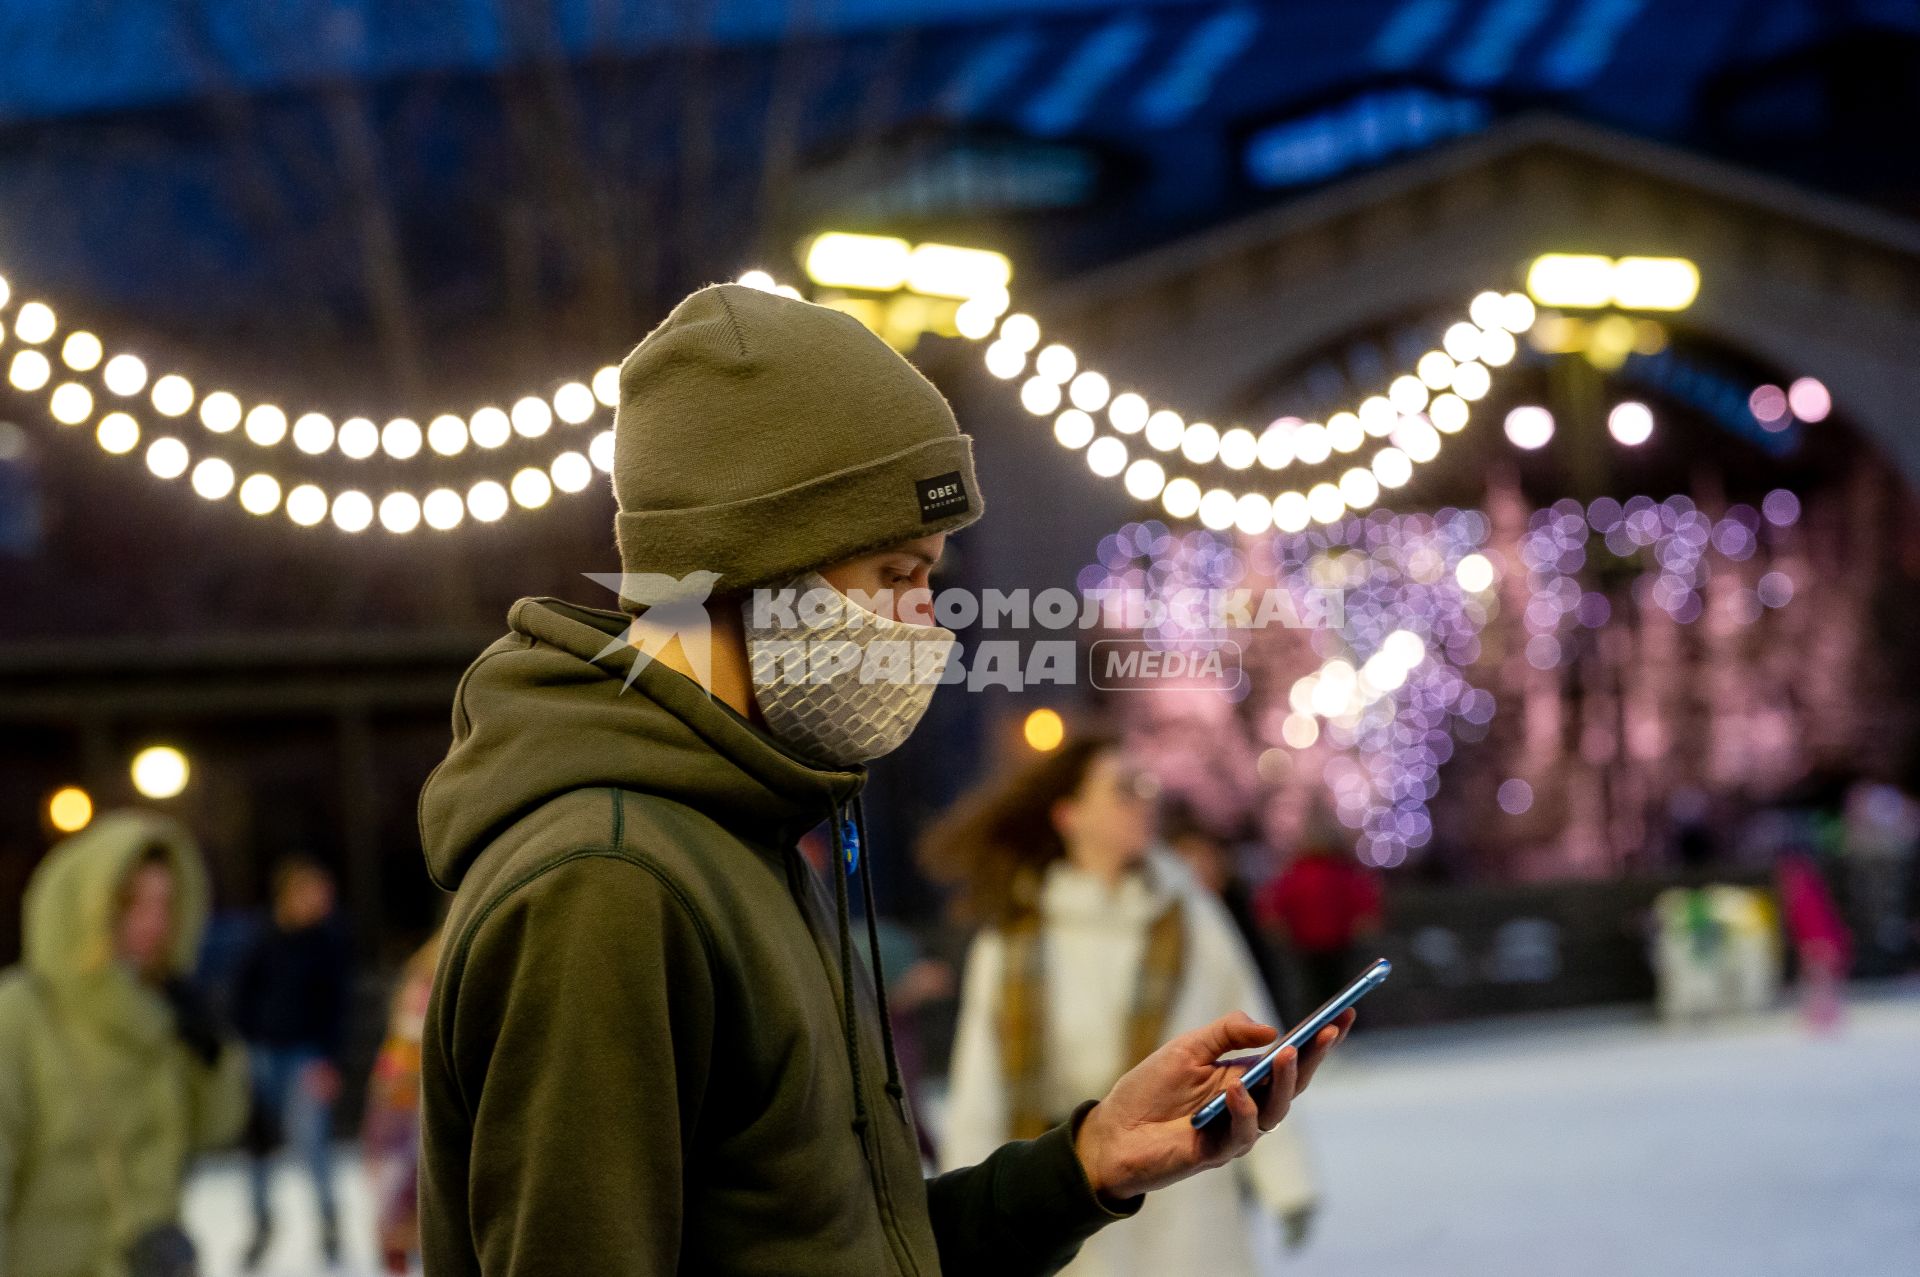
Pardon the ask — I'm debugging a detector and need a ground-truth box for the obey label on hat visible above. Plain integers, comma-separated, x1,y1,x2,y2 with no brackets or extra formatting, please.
916,471,970,523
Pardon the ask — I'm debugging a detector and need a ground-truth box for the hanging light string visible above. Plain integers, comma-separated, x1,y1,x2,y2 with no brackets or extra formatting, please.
1,275,622,532
965,288,1537,535
4,264,1532,536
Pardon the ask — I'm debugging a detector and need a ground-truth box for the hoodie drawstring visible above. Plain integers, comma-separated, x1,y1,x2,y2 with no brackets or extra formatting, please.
852,798,910,1121
828,809,870,1143
828,795,910,1147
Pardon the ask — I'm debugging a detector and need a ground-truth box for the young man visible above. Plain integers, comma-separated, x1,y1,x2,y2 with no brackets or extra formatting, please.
417,284,1350,1275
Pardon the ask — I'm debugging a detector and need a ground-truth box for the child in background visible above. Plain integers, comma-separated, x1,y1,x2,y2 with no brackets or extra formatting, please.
363,929,442,1274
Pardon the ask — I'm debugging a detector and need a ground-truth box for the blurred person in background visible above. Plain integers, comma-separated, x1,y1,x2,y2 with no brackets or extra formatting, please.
1258,814,1383,1011
1776,848,1852,1033
231,854,352,1271
363,925,443,1275
1165,805,1292,1020
926,736,1319,1277
0,810,249,1277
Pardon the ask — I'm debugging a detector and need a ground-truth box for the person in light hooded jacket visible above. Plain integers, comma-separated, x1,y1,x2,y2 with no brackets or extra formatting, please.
0,810,250,1277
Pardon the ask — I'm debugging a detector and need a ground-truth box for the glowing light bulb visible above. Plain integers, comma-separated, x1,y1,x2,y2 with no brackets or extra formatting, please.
1123,458,1166,500
1034,344,1077,384
244,404,287,446
1504,405,1554,449
553,382,596,424
49,383,93,424
146,437,189,479
1273,490,1310,533
1219,427,1258,470
511,467,553,509
151,375,194,417
1607,401,1654,446
190,457,235,500
423,488,465,530
469,407,511,449
130,746,189,799
1053,409,1095,450
550,450,594,493
1306,482,1345,525
1181,422,1220,465
1455,553,1495,593
239,473,282,515
14,302,55,344
1086,437,1128,478
1068,371,1111,412
1371,446,1412,488
382,417,423,460
428,414,468,456
1021,376,1062,415
292,413,335,455
331,490,374,533
1417,350,1455,389
1339,467,1379,510
337,417,379,460
199,391,241,433
1388,375,1429,414
1161,477,1202,519
985,341,1026,379
96,412,139,454
103,354,148,396
379,491,422,533
1292,422,1331,465
1109,392,1148,434
510,397,553,438
998,314,1040,352
61,331,103,372
286,484,328,526
592,365,621,407
1235,492,1273,535
9,350,51,391
1145,410,1184,452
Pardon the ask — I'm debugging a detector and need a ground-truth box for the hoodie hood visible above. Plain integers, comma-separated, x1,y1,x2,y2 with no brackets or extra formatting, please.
420,596,866,891
24,808,209,984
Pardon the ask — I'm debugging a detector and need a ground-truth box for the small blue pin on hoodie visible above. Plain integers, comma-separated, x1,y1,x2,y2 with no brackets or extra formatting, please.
839,815,860,875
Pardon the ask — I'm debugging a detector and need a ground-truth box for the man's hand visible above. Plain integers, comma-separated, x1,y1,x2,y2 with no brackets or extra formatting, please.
1072,1009,1353,1201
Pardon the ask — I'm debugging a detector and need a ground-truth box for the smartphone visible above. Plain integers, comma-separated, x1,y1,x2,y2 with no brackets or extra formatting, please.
1190,957,1391,1129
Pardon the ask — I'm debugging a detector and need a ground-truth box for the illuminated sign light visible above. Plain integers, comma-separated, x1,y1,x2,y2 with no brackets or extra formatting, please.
1526,254,1699,312
1245,89,1489,190
803,234,1011,303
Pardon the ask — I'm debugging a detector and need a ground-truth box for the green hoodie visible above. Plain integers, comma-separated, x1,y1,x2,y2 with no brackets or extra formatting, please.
418,597,1132,1276
0,811,250,1277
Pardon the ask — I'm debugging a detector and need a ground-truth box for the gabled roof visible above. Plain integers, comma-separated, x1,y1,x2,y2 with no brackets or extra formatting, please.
1053,112,1920,315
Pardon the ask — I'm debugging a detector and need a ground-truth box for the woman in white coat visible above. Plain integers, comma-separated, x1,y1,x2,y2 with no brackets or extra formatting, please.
924,736,1318,1277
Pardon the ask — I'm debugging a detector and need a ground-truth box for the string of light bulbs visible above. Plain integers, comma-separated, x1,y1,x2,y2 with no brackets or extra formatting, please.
0,272,626,532
5,259,1533,537
958,286,1538,535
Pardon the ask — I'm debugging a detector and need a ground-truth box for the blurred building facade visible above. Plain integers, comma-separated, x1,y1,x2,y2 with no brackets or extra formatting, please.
4,0,1920,971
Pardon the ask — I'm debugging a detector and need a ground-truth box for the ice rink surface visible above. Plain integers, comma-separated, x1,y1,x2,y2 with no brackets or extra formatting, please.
186,984,1920,1276
1291,983,1920,1277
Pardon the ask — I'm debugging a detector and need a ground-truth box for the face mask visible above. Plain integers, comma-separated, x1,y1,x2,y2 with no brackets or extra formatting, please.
742,572,956,768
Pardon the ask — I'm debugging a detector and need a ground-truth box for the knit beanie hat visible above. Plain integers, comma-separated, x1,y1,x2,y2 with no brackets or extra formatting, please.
611,283,984,596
